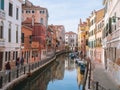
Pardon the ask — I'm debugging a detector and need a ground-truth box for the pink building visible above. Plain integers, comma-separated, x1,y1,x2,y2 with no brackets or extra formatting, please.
22,0,49,27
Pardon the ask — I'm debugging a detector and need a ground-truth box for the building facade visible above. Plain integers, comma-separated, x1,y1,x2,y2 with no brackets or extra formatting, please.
21,25,32,64
0,0,22,70
103,0,120,83
94,9,104,63
88,11,96,60
65,31,78,51
22,17,46,61
78,19,90,56
55,25,65,51
22,0,49,27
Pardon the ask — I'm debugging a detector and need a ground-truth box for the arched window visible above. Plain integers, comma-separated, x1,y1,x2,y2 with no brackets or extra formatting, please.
40,18,43,24
0,21,4,39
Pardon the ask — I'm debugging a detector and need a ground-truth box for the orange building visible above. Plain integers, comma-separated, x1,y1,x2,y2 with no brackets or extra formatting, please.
47,25,57,51
22,17,46,61
21,25,32,63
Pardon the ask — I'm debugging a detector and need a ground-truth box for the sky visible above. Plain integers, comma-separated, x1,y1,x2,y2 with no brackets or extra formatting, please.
29,0,104,33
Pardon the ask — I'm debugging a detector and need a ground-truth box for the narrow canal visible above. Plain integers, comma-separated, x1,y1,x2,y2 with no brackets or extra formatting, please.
12,54,84,90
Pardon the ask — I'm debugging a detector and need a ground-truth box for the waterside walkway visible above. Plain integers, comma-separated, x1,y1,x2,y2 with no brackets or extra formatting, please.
0,50,65,90
86,60,120,90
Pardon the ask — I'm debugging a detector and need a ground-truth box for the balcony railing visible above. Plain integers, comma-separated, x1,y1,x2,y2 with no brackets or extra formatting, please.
110,20,120,41
0,9,5,19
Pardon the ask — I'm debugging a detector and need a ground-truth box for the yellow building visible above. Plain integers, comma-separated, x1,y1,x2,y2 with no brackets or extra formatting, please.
78,19,90,56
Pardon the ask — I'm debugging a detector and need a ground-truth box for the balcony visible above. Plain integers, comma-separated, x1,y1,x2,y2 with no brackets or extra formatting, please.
0,9,5,19
110,20,120,41
0,39,5,47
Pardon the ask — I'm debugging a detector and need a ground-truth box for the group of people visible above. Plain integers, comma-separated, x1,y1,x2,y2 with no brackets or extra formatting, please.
5,56,24,74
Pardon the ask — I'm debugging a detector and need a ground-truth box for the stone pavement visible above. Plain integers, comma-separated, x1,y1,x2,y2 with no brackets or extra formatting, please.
88,61,120,90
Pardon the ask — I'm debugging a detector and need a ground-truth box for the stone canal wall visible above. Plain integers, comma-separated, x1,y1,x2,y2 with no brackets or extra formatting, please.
0,50,66,90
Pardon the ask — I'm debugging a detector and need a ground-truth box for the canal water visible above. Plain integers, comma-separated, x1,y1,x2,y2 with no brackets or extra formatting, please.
12,54,84,90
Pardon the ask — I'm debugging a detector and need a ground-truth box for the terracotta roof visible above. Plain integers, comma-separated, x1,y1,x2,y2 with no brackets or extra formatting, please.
22,25,33,31
22,4,47,10
65,31,76,35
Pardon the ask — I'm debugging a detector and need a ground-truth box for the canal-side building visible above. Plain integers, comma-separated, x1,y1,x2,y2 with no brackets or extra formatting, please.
47,25,57,51
103,0,120,84
65,31,78,51
22,0,49,28
55,25,65,51
96,18,104,64
21,25,32,64
94,9,104,63
0,0,22,70
22,17,46,61
78,19,90,56
88,10,96,60
88,9,104,61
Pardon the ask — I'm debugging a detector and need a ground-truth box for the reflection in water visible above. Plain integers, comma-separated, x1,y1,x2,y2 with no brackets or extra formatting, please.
76,66,84,89
12,54,84,90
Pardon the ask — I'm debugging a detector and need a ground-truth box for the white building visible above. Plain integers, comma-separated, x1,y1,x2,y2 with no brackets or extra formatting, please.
65,31,78,51
88,11,96,60
0,0,22,70
103,0,120,84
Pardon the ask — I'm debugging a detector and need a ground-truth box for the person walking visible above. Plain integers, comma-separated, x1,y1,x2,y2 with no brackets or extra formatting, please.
20,56,24,66
16,57,20,68
5,61,11,74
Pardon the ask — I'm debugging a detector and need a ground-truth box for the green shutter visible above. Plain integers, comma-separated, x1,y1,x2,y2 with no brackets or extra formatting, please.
1,0,4,10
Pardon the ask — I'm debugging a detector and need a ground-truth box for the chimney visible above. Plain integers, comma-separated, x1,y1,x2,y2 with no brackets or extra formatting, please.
32,15,34,26
80,19,82,24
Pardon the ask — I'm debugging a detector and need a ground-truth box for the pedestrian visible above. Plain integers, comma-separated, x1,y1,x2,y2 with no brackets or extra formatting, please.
5,61,11,74
20,56,24,66
16,57,20,68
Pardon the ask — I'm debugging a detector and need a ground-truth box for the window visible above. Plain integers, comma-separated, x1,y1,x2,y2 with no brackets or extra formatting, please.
15,51,18,60
32,10,34,13
8,51,10,61
40,18,43,24
21,33,24,43
0,21,3,39
13,51,15,60
0,0,4,10
26,10,30,13
5,52,7,61
8,23,11,42
40,11,42,14
16,25,18,43
9,3,13,16
16,8,19,20
40,10,45,14
43,10,45,14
